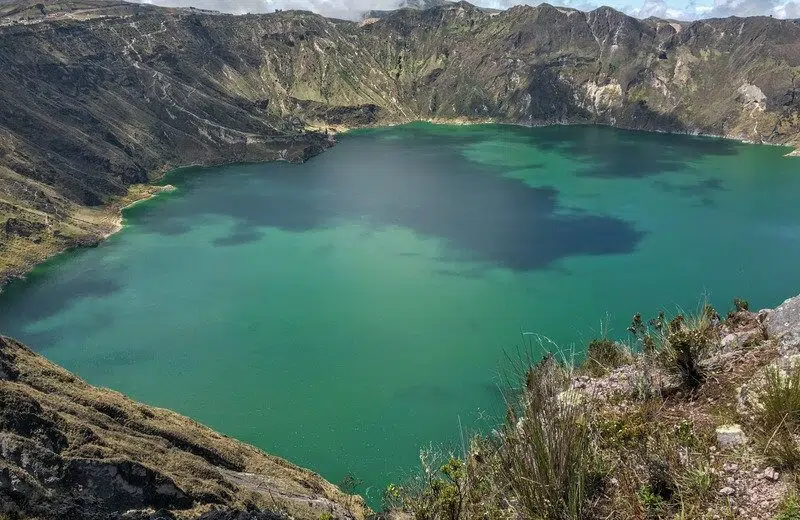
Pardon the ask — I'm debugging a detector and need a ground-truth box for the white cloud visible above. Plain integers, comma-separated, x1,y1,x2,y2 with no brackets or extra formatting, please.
142,0,399,17
776,1,800,16
702,0,799,17
633,0,669,17
135,0,800,20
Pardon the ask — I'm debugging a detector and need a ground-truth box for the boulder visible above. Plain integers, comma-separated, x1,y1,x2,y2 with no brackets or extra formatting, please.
766,296,800,355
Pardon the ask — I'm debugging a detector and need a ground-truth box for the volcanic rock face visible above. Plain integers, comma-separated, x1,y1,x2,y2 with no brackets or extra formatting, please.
0,336,368,520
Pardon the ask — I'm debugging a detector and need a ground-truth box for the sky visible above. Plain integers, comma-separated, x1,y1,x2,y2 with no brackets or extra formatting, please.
137,0,800,23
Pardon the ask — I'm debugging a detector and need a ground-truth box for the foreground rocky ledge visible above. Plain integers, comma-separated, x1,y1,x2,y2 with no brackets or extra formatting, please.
0,336,368,520
377,294,800,520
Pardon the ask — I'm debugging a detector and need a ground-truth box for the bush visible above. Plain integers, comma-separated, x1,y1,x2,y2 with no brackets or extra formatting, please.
582,339,628,377
733,298,749,312
761,362,800,469
661,327,710,389
493,360,594,520
777,494,800,520
762,363,800,431
382,450,467,520
658,309,716,391
382,441,506,520
637,485,664,515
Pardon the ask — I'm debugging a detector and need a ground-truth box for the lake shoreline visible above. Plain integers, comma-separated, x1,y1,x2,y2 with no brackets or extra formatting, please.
0,119,796,292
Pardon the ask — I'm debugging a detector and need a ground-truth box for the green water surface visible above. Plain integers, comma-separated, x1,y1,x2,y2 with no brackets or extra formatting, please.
1,123,799,503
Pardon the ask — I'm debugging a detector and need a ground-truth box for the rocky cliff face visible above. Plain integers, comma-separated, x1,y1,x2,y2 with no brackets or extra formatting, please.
0,0,799,281
0,335,368,520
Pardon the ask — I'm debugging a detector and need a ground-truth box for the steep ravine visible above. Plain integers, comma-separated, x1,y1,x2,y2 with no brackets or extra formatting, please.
1,0,799,286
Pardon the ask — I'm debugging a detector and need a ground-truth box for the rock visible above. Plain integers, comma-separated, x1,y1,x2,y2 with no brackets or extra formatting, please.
736,384,753,414
719,486,736,496
765,296,800,354
720,329,764,352
716,424,747,447
3,217,47,238
557,389,586,407
723,462,739,473
763,467,779,481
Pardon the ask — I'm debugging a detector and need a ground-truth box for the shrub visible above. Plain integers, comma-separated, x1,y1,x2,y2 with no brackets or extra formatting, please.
762,363,800,431
661,326,710,389
761,362,800,469
383,438,511,520
582,339,628,377
658,308,716,391
338,474,363,495
777,494,800,520
733,298,749,312
493,360,594,520
628,313,657,353
382,450,467,520
637,485,664,515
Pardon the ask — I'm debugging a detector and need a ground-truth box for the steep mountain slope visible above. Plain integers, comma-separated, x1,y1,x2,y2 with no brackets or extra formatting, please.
0,0,799,284
0,335,368,520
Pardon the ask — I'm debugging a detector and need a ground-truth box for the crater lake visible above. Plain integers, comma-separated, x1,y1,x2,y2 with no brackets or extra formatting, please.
2,123,799,504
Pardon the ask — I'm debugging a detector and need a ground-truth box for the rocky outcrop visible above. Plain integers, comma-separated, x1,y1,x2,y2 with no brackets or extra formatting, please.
765,295,800,356
0,336,368,520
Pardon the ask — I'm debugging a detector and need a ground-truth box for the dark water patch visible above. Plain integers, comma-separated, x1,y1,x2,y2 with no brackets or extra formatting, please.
89,346,157,370
654,178,726,198
133,211,193,237
0,271,123,326
15,329,68,351
212,227,264,247
432,266,490,279
312,243,337,256
513,125,740,179
6,308,117,353
394,384,456,402
146,136,643,271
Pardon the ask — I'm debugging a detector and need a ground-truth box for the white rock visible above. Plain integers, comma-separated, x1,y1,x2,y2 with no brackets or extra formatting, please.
766,295,800,354
716,424,747,447
719,486,736,496
763,467,779,481
556,389,585,407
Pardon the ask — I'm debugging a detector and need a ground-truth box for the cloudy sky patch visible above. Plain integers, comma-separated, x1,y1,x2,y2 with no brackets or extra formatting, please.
138,0,799,21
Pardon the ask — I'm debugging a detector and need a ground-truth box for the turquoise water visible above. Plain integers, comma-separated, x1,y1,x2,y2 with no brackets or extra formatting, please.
1,123,799,503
